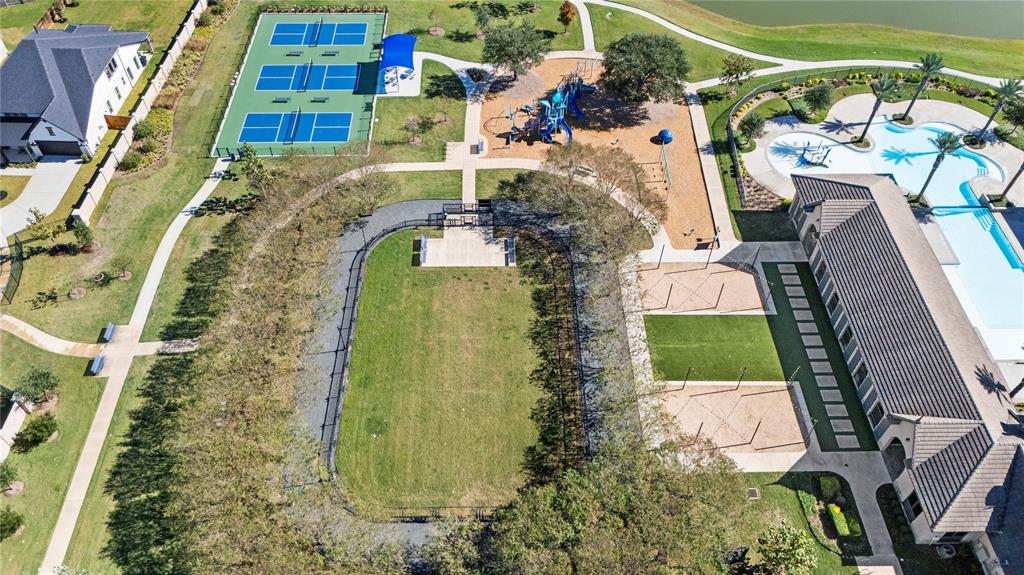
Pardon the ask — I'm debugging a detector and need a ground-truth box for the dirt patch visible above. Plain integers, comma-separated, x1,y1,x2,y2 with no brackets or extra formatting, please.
2,480,25,498
481,59,714,248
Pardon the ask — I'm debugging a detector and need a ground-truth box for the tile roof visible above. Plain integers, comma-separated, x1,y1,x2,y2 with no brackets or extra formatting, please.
0,24,149,140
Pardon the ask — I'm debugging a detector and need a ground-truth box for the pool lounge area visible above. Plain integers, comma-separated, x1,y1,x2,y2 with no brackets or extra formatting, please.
752,113,1023,362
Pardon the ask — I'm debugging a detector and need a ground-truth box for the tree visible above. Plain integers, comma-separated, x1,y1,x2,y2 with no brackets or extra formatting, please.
15,412,59,451
738,112,766,145
757,521,816,575
980,78,1023,136
110,254,133,278
13,367,60,403
720,53,756,92
0,505,24,541
804,83,834,114
557,0,577,33
24,207,50,240
0,461,17,492
239,142,275,191
601,33,690,103
994,160,1023,202
857,74,899,142
913,131,961,202
902,52,944,120
999,96,1024,135
71,220,93,247
481,22,551,80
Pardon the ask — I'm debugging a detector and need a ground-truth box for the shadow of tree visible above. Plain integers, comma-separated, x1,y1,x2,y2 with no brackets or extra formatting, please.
425,72,466,99
192,193,260,217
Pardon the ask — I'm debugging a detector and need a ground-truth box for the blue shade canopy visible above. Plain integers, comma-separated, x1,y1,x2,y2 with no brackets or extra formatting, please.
381,34,416,72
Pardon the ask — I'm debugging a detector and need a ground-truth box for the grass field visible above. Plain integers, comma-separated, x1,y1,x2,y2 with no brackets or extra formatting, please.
373,59,468,162
612,0,1024,78
62,356,158,575
590,6,776,82
0,334,105,575
0,175,30,209
338,230,540,512
644,314,785,381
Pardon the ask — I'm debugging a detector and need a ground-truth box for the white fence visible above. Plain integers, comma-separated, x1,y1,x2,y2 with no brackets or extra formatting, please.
0,399,30,464
69,0,208,225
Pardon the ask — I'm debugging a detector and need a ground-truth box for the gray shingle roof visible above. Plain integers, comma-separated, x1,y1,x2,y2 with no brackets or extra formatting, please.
0,24,149,140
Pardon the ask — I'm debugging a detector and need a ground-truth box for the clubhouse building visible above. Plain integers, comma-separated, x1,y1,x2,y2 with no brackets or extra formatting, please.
790,174,1023,575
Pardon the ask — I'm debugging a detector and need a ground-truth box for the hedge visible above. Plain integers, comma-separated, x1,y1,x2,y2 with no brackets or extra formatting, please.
828,503,851,537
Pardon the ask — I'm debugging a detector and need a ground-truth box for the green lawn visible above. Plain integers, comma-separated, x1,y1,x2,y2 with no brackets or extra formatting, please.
0,175,30,209
611,0,1024,78
338,230,540,513
644,314,785,381
61,356,158,575
374,59,468,162
590,6,776,82
737,472,865,573
761,263,877,451
477,168,527,199
4,0,257,341
0,1,52,50
0,334,105,575
384,170,463,203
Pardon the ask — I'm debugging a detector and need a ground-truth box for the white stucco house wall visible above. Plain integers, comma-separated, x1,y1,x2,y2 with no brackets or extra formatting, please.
0,24,151,164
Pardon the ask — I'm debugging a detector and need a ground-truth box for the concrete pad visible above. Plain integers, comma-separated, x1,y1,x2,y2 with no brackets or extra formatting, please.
790,297,809,309
816,375,838,388
826,404,849,417
811,361,833,373
836,434,860,448
782,275,801,285
637,261,764,313
785,286,805,296
802,335,822,346
0,156,81,236
832,419,854,432
794,310,814,321
422,227,512,267
806,347,827,359
798,322,818,334
777,264,798,273
821,390,844,402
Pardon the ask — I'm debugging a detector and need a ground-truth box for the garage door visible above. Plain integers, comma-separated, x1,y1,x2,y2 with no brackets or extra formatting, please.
38,140,82,156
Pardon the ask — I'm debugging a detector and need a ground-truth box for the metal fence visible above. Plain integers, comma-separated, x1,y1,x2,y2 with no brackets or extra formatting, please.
726,65,920,207
1,234,23,305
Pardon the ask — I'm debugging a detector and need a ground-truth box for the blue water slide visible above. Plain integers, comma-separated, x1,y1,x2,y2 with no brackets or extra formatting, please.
557,116,573,143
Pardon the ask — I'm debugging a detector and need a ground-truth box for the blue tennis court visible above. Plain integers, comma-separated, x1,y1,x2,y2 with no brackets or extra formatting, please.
270,21,367,46
255,64,358,91
239,112,352,143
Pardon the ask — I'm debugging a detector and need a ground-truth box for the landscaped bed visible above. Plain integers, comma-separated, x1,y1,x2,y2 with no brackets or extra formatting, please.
338,230,540,513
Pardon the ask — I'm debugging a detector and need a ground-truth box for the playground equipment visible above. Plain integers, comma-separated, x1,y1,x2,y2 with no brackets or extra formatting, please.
506,61,597,145
797,141,832,167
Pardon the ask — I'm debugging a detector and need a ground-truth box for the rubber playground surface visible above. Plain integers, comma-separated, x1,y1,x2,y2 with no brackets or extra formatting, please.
212,12,385,156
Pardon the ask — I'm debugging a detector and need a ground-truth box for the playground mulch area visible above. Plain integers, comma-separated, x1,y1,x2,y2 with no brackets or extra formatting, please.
481,58,713,249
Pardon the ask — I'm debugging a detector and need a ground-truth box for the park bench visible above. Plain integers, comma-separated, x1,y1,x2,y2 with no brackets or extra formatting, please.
88,355,105,376
101,322,117,343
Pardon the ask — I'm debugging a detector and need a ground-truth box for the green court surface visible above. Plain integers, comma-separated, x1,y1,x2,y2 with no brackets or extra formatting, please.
212,12,385,157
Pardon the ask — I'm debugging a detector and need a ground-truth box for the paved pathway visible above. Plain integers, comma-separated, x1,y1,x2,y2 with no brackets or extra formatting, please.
0,315,103,357
0,156,81,246
38,159,229,575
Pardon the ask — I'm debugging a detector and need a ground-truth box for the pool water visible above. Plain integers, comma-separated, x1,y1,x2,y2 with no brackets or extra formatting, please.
766,122,1023,358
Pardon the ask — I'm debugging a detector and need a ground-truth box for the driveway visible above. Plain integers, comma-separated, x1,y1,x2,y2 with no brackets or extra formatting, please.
0,155,82,242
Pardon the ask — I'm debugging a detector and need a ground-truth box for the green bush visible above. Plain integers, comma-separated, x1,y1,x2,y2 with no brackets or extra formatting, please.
138,137,160,154
120,150,144,171
789,98,813,122
796,489,817,516
0,461,17,491
0,505,23,541
133,119,157,139
847,514,863,537
197,11,212,27
15,412,58,450
828,503,850,536
819,475,841,501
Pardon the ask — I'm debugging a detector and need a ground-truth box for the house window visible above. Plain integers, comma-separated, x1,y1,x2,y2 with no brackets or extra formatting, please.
126,65,134,80
854,363,868,386
106,101,114,114
903,491,923,519
840,327,853,347
46,127,55,136
869,402,885,427
105,58,118,78
114,86,122,100
814,260,827,281
827,293,840,314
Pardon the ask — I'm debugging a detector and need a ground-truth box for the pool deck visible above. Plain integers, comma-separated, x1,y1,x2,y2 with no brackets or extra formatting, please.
743,95,1024,203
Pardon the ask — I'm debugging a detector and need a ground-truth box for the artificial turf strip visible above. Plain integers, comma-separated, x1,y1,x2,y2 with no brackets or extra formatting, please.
338,230,540,513
761,263,878,452
644,314,785,382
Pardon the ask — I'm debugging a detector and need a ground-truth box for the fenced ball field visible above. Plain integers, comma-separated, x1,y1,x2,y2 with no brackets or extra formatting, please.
211,12,386,157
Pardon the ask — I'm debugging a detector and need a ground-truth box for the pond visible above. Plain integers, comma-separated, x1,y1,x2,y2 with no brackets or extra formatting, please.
691,1,1024,39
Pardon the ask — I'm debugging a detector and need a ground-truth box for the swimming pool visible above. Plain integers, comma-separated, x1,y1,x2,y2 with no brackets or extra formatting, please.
765,122,1023,359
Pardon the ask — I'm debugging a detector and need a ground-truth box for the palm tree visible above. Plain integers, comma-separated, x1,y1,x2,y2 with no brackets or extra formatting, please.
901,53,944,120
913,132,961,202
994,160,1023,202
858,74,899,143
979,78,1023,137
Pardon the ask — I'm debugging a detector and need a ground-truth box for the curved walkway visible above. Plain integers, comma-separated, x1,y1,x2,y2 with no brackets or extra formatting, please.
1,315,103,358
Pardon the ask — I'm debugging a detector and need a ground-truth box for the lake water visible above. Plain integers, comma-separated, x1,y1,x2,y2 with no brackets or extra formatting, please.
691,0,1024,39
